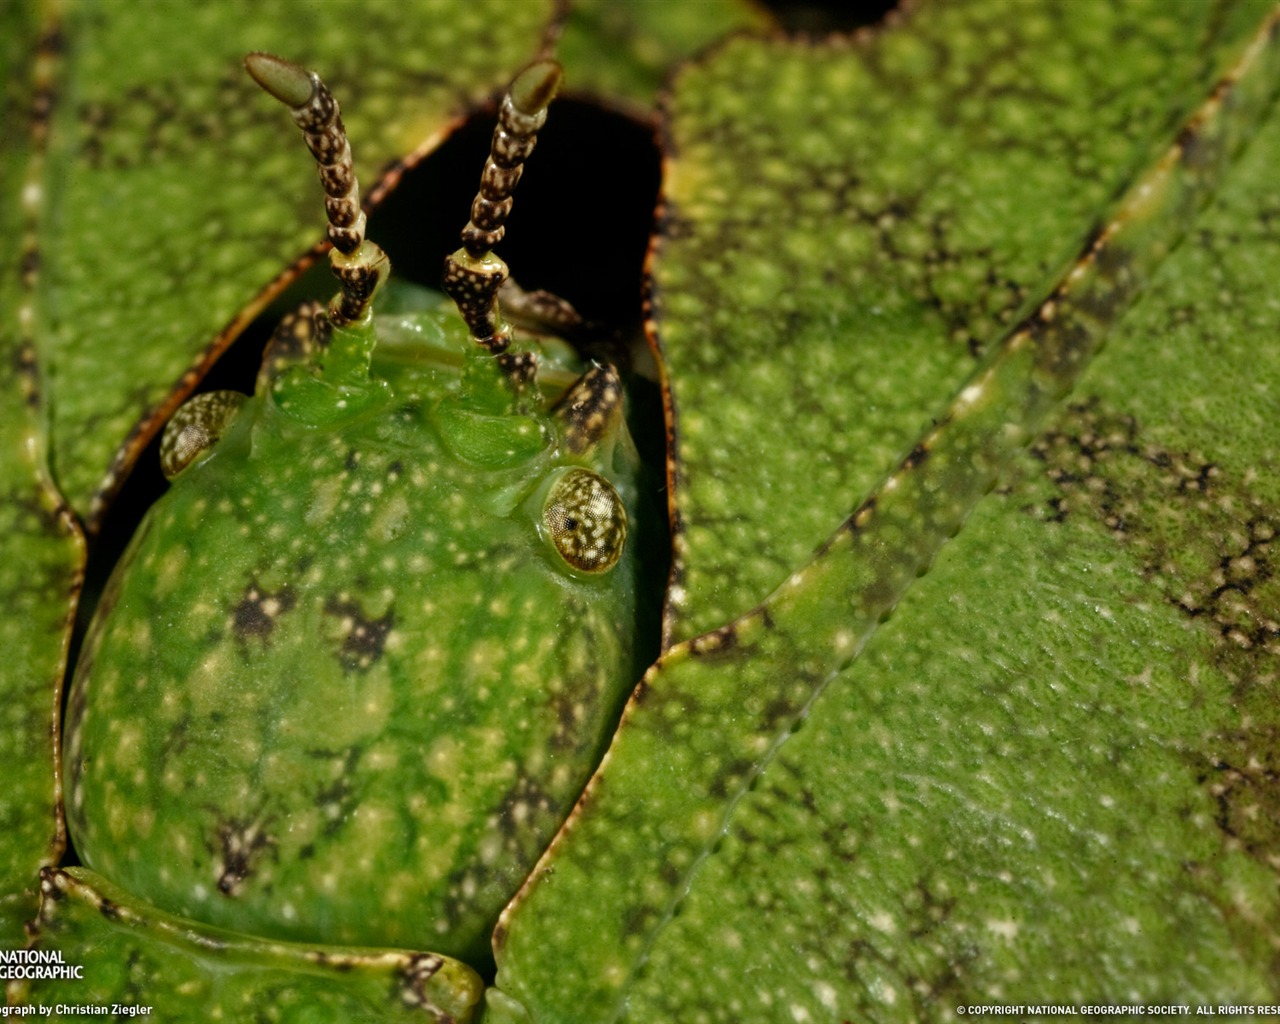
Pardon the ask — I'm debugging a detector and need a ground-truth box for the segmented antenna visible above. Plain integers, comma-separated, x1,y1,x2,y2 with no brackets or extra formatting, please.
443,60,563,385
245,52,389,326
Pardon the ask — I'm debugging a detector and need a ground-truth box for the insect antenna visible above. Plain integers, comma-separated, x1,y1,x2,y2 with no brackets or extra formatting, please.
443,60,563,391
244,52,389,327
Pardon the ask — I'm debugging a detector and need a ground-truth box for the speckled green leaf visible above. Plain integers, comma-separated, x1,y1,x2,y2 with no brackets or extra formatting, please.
654,0,1277,642
40,0,557,525
10,868,483,1021
556,0,772,113
0,3,85,949
583,134,1280,1013
490,3,1280,1019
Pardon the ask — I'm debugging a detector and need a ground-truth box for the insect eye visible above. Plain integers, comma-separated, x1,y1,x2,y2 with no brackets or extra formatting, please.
541,468,627,574
159,391,247,480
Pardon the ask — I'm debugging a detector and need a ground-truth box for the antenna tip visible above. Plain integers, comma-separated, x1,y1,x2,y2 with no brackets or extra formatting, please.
510,60,563,117
244,52,316,109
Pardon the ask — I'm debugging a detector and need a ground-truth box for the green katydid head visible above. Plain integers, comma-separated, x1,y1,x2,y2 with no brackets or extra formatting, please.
163,52,635,578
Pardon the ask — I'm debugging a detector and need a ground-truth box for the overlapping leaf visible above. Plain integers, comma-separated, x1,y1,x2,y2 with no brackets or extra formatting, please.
602,82,1280,1009
556,0,772,113
654,0,1275,641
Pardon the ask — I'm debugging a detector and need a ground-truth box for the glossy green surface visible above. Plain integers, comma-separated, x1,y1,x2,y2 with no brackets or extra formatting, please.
64,301,653,967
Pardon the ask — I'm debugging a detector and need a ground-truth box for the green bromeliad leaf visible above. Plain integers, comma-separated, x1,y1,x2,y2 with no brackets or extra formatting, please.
556,0,772,113
0,4,85,950
490,2,1280,1019
12,869,483,1021
654,0,1277,642
548,78,1280,1007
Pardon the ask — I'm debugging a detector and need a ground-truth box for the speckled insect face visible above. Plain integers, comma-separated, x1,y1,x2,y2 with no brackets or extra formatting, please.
60,55,658,966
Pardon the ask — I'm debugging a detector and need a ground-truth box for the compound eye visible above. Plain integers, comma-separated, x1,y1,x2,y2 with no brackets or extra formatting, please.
160,391,247,480
541,468,627,574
